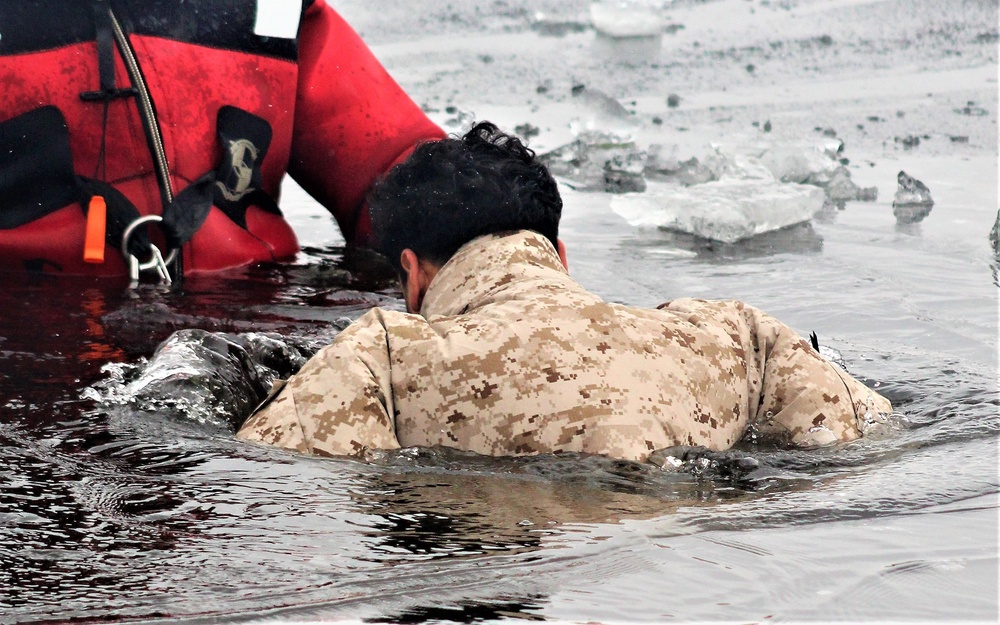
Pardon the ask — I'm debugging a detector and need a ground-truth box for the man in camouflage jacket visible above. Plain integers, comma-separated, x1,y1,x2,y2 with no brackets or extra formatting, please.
237,123,892,463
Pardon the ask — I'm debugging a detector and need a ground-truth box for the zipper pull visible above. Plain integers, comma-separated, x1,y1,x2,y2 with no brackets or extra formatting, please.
84,195,107,263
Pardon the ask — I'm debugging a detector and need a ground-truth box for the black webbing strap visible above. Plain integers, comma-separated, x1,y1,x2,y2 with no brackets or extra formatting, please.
80,1,136,103
162,172,216,251
94,1,115,93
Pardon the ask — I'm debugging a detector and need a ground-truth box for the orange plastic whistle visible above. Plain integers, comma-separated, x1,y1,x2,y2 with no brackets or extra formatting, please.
84,195,107,264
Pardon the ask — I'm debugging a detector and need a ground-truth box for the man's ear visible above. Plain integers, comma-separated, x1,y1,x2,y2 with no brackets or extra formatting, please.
399,249,437,314
556,239,569,271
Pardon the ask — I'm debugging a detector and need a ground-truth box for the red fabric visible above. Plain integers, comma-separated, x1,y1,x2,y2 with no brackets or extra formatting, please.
0,1,443,276
185,206,298,274
128,35,298,197
0,205,128,276
289,0,445,246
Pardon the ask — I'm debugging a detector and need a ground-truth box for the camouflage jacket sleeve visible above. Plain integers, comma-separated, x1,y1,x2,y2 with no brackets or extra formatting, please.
236,309,400,456
740,302,893,445
661,298,892,446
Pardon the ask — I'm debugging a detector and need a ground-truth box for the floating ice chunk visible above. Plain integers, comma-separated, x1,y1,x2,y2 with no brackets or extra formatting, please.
743,140,875,204
645,144,773,186
604,149,647,193
703,146,775,181
571,85,633,122
611,179,826,243
540,130,646,193
644,143,682,175
825,166,877,204
893,170,933,206
590,0,665,62
590,0,664,37
531,11,590,37
645,152,716,186
893,170,933,224
755,139,843,185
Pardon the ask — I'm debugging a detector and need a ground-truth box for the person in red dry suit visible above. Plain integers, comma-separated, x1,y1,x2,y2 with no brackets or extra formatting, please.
0,0,443,280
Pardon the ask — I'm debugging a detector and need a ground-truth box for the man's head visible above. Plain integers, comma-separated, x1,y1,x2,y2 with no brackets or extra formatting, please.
369,122,564,311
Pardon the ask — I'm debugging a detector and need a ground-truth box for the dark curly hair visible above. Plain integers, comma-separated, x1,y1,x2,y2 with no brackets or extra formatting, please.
368,122,562,274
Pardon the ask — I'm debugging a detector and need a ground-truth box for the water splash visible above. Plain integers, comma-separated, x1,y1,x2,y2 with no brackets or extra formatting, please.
84,329,324,432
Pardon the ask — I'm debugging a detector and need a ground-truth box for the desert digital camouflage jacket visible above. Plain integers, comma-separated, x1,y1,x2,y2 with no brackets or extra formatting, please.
237,230,892,462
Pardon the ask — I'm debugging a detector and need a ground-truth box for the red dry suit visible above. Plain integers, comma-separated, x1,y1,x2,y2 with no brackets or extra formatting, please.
0,0,443,276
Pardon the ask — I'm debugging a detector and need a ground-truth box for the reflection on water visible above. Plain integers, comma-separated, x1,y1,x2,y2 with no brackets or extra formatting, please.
369,595,548,624
2,327,995,621
1,175,998,622
639,221,824,262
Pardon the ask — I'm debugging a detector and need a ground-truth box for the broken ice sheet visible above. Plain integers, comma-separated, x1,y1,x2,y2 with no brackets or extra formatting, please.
611,179,826,243
540,130,646,193
740,139,872,200
753,139,844,184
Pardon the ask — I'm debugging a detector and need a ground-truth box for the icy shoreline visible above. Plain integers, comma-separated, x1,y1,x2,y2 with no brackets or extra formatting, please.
327,0,996,245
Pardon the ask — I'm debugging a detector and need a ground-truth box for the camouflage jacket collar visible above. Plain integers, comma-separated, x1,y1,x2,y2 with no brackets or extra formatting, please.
420,230,575,318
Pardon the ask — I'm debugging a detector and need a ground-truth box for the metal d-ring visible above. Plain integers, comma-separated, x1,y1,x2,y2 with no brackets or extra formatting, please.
121,215,178,285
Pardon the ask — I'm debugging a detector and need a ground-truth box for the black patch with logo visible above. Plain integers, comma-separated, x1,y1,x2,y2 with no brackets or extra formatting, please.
164,106,279,248
213,105,279,226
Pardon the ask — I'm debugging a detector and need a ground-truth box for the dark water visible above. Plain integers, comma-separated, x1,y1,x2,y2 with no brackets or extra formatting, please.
2,150,997,622
2,0,999,612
